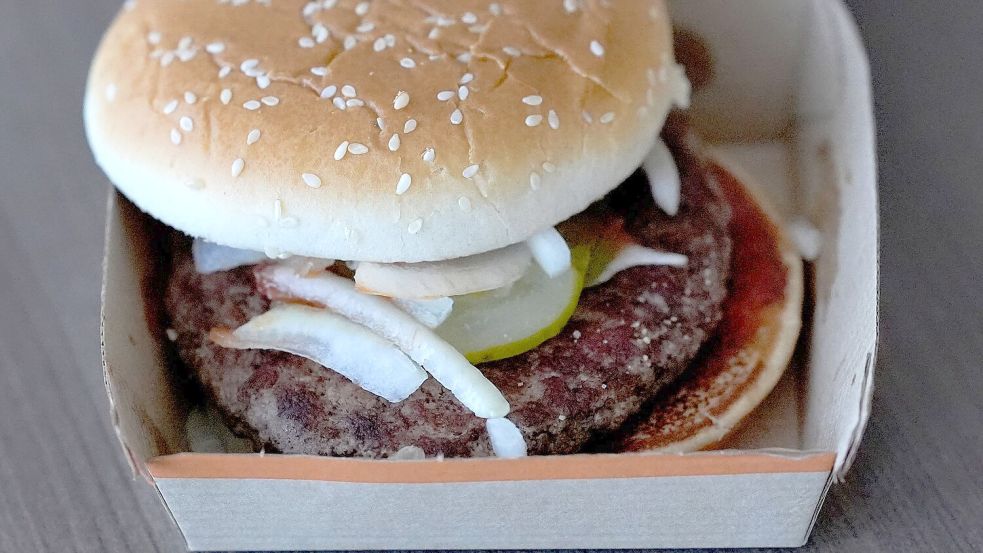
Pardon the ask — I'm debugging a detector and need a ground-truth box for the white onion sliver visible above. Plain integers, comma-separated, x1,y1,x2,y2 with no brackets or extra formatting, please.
589,245,688,287
486,418,527,458
669,63,692,109
393,297,454,328
355,243,531,299
213,304,427,402
526,227,571,278
789,218,823,261
256,265,510,418
643,139,682,217
390,445,426,460
192,239,268,274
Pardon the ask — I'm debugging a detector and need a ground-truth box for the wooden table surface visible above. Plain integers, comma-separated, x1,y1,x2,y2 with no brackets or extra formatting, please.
0,1,980,552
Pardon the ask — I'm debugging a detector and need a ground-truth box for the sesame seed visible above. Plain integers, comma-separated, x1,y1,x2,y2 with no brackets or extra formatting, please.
457,52,472,63
218,66,232,78
542,161,557,173
179,116,193,132
403,119,417,133
104,84,117,102
261,96,279,106
407,219,423,234
163,99,178,114
356,21,375,33
422,147,435,162
334,141,350,160
388,133,401,151
373,37,387,51
320,85,337,98
461,11,477,24
220,88,232,105
376,117,385,130
302,172,322,188
393,90,410,110
428,27,440,40
395,173,412,195
548,109,560,129
600,111,616,124
170,129,182,145
184,91,197,104
460,73,474,84
313,23,329,43
241,59,259,72
205,42,225,54
243,100,261,110
346,98,364,108
462,164,479,179
160,52,175,67
400,58,416,69
525,114,543,127
563,0,578,13
502,46,521,57
385,33,396,46
355,1,369,15
522,95,543,106
299,37,315,48
437,90,455,101
450,108,463,125
343,35,357,50
529,171,541,190
348,142,369,155
246,129,261,145
458,86,469,100
332,97,346,110
256,75,271,89
590,40,605,57
231,158,245,177
458,196,471,211
341,85,356,98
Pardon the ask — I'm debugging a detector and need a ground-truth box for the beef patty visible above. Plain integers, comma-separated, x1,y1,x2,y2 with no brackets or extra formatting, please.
164,125,733,458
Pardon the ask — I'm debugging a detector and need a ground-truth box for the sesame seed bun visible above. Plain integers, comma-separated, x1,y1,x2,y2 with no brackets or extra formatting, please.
84,0,686,262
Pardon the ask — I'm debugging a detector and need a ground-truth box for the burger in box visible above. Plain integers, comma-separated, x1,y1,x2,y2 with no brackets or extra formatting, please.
85,0,802,459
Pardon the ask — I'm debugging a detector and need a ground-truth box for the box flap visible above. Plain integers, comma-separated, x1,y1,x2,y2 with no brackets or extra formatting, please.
671,0,877,479
101,192,188,478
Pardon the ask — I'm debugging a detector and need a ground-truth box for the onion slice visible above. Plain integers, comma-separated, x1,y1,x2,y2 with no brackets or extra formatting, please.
211,304,427,402
588,245,688,287
192,239,268,274
256,265,511,419
526,227,571,278
486,418,527,458
393,297,454,329
643,139,682,217
354,243,532,299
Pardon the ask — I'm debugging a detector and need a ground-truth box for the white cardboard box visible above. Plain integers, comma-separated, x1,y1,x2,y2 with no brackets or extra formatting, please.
100,0,878,549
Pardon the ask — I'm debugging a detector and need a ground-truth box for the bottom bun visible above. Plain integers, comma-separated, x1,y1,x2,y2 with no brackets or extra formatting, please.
609,157,804,453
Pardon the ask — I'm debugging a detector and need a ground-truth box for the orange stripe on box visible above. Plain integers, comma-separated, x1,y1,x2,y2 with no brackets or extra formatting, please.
148,451,835,483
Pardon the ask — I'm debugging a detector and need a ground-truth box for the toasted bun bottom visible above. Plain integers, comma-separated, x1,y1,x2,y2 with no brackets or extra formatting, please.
611,157,804,453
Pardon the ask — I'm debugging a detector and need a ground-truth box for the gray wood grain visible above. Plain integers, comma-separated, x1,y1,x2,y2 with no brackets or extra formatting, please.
0,1,978,552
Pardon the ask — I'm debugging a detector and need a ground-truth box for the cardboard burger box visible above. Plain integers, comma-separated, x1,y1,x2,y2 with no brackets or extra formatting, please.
100,0,878,549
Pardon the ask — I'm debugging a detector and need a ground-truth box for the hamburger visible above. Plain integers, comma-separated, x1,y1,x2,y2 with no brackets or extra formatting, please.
84,0,802,458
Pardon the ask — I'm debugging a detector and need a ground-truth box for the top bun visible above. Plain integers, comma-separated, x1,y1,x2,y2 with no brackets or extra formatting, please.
85,0,686,262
